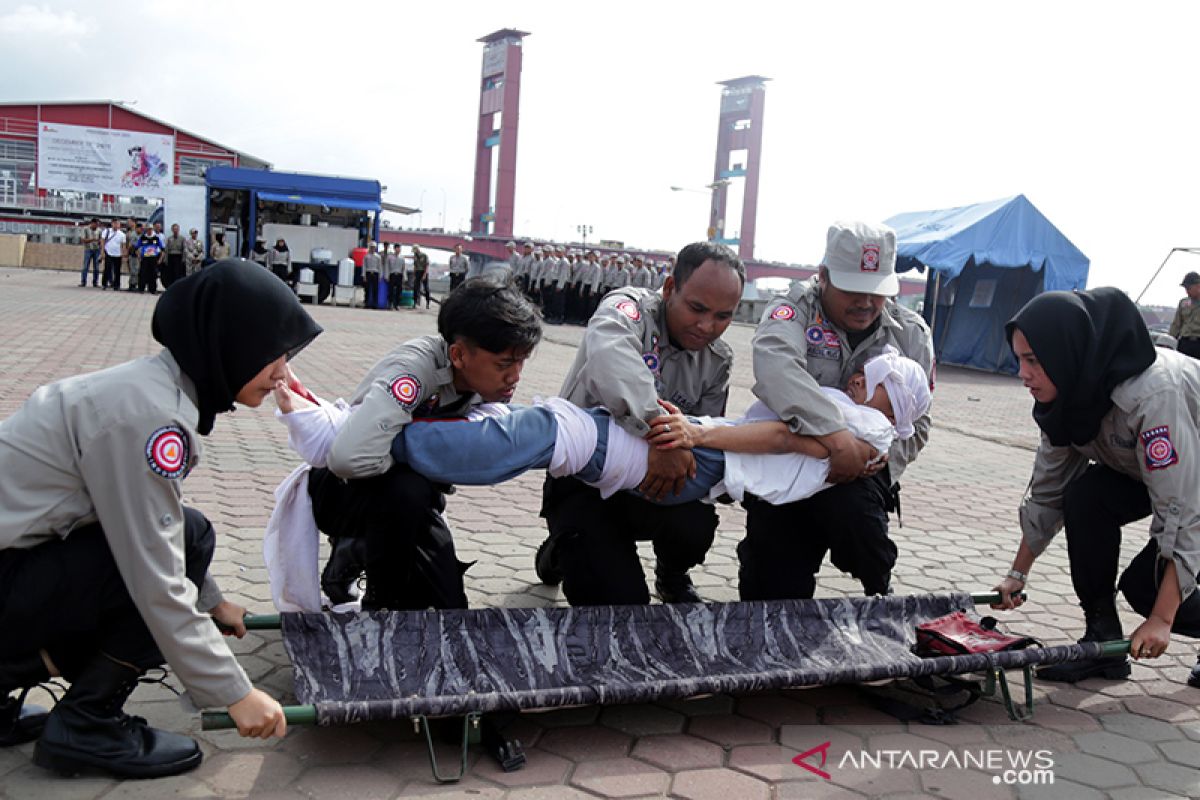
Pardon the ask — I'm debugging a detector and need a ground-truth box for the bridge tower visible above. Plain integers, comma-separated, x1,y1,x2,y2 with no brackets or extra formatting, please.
709,76,768,260
471,29,528,238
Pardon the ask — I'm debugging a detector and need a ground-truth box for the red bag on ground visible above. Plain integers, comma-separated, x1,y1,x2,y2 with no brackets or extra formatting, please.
914,611,1038,657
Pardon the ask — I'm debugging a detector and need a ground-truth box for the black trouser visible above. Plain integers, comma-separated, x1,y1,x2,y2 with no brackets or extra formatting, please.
138,255,159,293
0,508,215,672
389,273,404,307
412,269,430,307
102,254,122,289
542,475,718,606
364,271,379,309
1179,337,1200,359
739,472,896,600
308,465,468,609
162,253,183,288
449,273,465,292
1065,465,1200,636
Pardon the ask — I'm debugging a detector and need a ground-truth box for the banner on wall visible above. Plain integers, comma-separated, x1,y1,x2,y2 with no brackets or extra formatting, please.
37,122,174,196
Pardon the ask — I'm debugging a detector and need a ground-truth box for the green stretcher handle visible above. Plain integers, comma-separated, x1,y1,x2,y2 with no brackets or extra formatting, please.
201,704,318,730
970,591,1028,606
1101,639,1132,657
214,613,282,634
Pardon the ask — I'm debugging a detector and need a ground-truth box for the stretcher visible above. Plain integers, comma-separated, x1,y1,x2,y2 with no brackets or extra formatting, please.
203,592,1129,783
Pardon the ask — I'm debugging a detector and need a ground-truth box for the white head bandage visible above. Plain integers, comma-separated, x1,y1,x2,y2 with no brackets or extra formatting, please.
863,345,932,439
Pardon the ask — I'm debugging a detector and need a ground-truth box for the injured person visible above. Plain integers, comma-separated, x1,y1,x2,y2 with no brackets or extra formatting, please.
265,347,930,610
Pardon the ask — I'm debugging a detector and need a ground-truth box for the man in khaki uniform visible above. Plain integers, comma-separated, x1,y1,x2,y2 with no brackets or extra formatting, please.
1169,271,1200,359
537,242,743,605
309,280,541,610
741,221,934,601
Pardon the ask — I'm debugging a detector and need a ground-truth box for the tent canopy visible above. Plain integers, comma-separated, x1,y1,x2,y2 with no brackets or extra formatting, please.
885,194,1089,292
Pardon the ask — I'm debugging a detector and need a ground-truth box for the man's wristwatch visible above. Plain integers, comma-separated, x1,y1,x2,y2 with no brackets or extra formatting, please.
1006,569,1027,584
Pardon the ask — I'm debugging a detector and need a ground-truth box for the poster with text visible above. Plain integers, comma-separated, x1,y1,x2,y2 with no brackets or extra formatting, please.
37,122,174,196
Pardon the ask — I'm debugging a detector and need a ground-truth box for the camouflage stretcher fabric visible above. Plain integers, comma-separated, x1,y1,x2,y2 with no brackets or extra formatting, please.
281,593,1101,725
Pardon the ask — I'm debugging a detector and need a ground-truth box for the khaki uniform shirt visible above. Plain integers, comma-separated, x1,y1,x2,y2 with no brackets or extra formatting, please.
630,266,652,288
753,277,935,482
183,238,204,267
1019,349,1200,600
165,234,185,256
82,227,101,251
327,336,481,479
1169,297,1200,340
560,288,733,436
0,352,251,709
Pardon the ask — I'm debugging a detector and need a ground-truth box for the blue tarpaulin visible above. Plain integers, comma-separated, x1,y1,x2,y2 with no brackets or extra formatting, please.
885,195,1089,373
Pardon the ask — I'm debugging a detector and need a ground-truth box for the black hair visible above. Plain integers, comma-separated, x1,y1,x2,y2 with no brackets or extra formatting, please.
438,276,542,355
673,241,744,288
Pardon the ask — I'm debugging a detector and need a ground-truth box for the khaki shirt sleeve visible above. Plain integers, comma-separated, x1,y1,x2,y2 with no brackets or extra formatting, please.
751,305,846,437
1018,432,1090,557
79,420,252,710
1169,303,1185,340
1132,393,1200,602
580,300,662,436
327,352,436,479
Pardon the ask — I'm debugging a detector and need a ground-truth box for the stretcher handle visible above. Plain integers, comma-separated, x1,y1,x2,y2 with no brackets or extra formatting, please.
969,591,1027,606
201,704,318,730
213,613,282,634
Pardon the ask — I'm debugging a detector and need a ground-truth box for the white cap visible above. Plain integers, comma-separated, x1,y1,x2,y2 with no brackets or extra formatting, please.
822,221,898,296
863,345,930,439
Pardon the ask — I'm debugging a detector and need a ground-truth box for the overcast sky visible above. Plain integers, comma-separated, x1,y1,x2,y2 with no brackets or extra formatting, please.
3,0,1198,306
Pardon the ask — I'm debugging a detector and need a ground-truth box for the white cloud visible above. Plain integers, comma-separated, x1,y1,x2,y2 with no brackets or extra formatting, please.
0,4,88,38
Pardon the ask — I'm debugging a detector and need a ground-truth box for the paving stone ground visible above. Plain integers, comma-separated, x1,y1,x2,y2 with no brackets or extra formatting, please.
1,267,1198,800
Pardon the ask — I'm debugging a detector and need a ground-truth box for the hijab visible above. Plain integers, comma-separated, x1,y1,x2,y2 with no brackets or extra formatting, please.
1006,287,1155,447
274,239,288,253
152,258,323,435
253,239,268,255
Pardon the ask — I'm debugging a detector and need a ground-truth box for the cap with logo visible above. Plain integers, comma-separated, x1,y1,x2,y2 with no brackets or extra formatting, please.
821,221,899,296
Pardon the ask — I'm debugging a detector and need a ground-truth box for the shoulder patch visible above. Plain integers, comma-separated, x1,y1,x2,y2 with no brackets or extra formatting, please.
146,426,190,479
770,304,797,321
389,374,423,409
1142,425,1178,470
615,300,641,322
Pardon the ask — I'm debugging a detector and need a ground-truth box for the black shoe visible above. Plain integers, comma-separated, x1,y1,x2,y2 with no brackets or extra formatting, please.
1037,602,1130,683
534,535,563,586
1,653,52,747
33,653,201,779
655,568,702,604
321,536,367,606
1187,656,1200,689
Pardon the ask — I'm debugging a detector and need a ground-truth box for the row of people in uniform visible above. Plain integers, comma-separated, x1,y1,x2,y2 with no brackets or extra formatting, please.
504,241,672,325
3,221,1200,782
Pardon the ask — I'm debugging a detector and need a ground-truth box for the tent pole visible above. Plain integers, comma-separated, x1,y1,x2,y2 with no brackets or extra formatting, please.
928,272,942,349
1134,247,1200,305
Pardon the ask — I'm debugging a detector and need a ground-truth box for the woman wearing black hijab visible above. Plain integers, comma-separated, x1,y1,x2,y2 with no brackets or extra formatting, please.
0,259,322,778
992,287,1200,686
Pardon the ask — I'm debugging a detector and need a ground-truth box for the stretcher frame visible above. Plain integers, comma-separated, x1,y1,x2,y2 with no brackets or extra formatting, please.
201,593,1131,783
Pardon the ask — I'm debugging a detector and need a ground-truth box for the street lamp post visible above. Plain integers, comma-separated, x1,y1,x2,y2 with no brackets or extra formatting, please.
669,180,731,242
576,224,593,246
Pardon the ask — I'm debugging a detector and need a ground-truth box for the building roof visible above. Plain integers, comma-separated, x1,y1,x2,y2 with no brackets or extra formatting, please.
0,100,270,169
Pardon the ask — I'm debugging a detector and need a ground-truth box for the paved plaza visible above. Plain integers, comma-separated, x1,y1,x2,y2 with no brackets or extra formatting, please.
1,267,1198,800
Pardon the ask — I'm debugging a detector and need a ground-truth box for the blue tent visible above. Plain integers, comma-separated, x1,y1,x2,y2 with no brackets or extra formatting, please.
884,195,1089,374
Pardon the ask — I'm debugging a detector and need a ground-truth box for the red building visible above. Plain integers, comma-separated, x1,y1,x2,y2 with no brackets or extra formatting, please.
0,101,268,241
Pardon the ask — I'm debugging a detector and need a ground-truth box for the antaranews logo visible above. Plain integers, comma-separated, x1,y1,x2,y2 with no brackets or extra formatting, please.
791,741,1055,787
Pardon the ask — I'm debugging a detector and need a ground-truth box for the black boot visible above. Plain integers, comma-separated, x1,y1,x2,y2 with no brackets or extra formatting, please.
1037,603,1131,683
321,536,367,606
33,653,201,778
0,653,51,747
654,566,702,604
534,533,564,586
1188,655,1200,689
